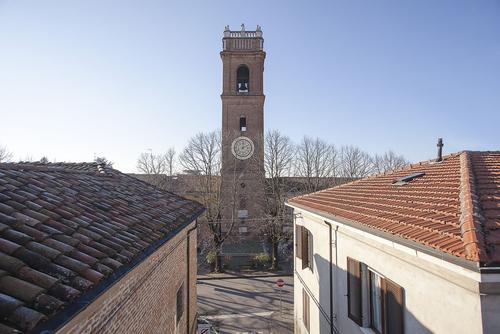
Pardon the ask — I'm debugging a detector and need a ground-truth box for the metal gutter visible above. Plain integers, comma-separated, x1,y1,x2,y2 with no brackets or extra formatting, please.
33,208,205,334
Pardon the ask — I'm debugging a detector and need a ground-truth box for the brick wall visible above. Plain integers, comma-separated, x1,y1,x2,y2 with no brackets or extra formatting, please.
220,49,266,232
57,221,198,334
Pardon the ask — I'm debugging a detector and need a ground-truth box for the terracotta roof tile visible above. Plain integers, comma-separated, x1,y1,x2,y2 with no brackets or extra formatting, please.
0,162,204,332
0,293,23,318
17,267,58,290
47,283,80,302
33,294,64,315
289,151,500,266
9,306,46,332
92,262,113,276
0,276,44,304
100,257,122,270
0,239,21,255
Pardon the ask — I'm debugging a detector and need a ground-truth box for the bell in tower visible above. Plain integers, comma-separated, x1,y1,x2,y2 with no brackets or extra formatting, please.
237,65,249,93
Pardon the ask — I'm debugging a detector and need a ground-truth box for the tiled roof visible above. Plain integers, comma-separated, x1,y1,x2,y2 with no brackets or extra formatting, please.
0,162,204,332
289,151,500,266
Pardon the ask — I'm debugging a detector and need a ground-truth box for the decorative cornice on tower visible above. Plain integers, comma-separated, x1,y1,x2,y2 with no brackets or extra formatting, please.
222,24,263,51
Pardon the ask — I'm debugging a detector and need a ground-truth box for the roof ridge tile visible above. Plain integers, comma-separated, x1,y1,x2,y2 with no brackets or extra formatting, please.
459,151,488,263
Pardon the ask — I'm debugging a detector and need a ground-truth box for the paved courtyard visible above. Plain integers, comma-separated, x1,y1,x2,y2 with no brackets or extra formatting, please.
197,276,294,334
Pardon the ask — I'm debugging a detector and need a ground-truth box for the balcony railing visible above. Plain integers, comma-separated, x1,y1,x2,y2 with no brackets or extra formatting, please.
225,30,261,38
222,25,264,51
223,24,263,38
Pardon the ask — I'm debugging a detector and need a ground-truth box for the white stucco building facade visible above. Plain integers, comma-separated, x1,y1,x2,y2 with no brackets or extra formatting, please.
287,151,500,334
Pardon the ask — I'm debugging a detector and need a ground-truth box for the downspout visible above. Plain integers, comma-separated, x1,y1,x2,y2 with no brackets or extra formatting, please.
323,220,339,334
186,220,198,334
327,221,333,334
334,225,339,330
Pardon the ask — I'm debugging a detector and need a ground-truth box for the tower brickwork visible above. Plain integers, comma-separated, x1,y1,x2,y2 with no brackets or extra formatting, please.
220,25,266,237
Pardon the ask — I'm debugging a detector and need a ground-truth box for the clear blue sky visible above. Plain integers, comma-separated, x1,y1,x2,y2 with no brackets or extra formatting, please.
0,0,498,172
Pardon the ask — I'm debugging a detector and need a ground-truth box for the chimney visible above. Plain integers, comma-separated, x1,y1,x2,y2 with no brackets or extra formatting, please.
97,163,106,174
436,138,444,162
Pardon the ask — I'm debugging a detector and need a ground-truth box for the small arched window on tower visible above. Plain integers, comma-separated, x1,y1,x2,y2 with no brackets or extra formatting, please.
240,116,247,132
237,65,249,93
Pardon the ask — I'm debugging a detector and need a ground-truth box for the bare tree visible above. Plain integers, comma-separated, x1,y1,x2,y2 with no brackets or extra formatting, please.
137,151,167,175
372,150,409,174
165,147,176,177
264,130,295,179
136,148,177,189
259,130,295,270
21,155,34,163
340,145,374,178
295,136,339,192
0,145,13,163
179,131,231,272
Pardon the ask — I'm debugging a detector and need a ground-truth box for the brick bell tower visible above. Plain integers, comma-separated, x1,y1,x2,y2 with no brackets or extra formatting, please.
220,24,265,236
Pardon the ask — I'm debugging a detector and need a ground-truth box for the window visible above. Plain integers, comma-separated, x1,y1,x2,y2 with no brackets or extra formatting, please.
236,65,249,92
308,231,313,271
347,259,405,334
347,257,362,325
301,227,309,269
237,210,248,218
370,270,383,333
176,282,184,325
296,225,313,271
302,289,310,332
296,225,302,259
369,271,405,334
240,116,247,132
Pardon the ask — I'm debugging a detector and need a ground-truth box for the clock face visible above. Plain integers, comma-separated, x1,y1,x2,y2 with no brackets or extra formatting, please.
231,136,254,160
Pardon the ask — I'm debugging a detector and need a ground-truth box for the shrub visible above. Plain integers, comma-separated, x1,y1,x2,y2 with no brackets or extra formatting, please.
254,252,271,266
206,251,217,265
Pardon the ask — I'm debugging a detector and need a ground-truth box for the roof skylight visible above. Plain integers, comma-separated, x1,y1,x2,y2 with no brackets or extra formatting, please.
393,172,425,186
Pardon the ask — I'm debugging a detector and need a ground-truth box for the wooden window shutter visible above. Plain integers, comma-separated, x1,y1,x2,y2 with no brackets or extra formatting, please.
296,225,302,259
302,289,310,332
383,278,404,334
301,228,309,269
308,231,313,272
347,257,362,326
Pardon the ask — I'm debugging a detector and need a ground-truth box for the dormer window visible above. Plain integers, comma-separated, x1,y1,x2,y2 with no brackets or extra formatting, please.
240,117,247,132
237,65,249,92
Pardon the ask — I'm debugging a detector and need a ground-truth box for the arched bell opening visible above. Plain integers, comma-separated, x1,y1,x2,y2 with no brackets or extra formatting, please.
236,65,249,93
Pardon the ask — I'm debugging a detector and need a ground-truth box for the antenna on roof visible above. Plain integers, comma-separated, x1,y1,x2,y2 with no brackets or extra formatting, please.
437,138,444,162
